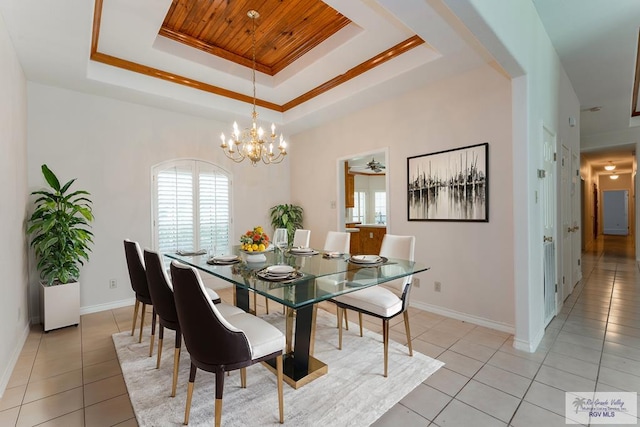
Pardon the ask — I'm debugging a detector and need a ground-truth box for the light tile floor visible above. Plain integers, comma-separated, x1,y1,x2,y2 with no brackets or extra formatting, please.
1,235,638,426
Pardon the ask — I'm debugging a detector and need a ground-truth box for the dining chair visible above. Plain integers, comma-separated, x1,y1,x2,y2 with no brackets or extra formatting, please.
123,239,153,344
143,249,244,397
332,234,416,377
170,261,285,426
292,229,311,247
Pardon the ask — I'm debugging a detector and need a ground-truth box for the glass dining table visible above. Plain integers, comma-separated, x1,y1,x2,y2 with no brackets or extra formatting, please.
166,247,430,388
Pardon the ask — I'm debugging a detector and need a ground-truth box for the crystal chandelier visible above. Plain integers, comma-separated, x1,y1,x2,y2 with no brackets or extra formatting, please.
220,10,287,166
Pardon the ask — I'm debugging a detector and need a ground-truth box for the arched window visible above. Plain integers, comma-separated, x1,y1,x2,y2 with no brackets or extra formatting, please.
152,159,232,254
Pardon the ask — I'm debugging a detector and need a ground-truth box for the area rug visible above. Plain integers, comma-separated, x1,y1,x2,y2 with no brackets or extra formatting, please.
113,309,443,426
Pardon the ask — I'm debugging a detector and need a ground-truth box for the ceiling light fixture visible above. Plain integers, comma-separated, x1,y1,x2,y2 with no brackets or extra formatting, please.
604,161,616,171
610,174,619,180
220,10,287,166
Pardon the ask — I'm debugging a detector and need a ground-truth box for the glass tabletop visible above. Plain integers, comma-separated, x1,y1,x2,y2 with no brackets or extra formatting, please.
165,246,430,309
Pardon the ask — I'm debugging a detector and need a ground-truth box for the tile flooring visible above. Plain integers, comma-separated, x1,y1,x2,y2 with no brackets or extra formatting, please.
1,235,638,426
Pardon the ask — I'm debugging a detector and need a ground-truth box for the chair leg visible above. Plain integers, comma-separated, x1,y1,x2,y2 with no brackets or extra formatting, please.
138,303,147,343
131,299,140,336
337,307,343,350
265,296,270,314
184,363,197,425
156,325,164,369
215,369,225,427
383,319,389,378
358,312,363,337
240,367,247,388
149,310,156,357
277,354,284,424
403,311,413,356
171,332,181,397
344,309,349,330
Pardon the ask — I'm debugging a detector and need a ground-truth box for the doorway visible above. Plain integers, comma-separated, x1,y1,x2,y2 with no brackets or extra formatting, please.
603,190,629,235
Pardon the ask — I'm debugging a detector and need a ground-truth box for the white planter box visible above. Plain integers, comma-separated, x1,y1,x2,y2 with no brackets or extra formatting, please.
40,281,80,332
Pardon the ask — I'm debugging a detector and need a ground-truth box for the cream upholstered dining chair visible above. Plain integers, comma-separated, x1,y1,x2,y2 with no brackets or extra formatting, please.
323,231,350,254
292,229,311,247
143,249,244,397
332,234,416,377
170,261,285,426
123,239,153,344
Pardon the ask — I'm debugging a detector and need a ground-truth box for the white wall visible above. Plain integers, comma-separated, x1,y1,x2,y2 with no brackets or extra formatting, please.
0,11,29,396
27,83,291,316
291,65,515,331
445,0,581,350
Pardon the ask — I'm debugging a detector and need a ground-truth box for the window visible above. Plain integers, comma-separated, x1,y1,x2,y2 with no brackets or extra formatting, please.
374,191,386,224
352,191,366,223
153,160,231,254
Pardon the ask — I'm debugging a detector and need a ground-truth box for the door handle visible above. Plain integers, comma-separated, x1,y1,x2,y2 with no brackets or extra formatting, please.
567,227,572,233
544,236,553,243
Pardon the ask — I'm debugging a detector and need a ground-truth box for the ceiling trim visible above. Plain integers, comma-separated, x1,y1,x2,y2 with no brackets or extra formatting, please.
633,30,640,117
90,0,424,113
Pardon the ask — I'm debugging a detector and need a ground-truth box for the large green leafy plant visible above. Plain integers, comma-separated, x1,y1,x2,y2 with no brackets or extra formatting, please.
28,164,94,285
269,204,303,244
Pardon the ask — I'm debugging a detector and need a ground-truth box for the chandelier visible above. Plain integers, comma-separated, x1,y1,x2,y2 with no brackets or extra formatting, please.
220,10,287,166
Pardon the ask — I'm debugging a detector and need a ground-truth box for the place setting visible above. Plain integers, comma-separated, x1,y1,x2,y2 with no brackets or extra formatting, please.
256,264,303,283
206,254,240,265
288,246,319,256
347,254,388,267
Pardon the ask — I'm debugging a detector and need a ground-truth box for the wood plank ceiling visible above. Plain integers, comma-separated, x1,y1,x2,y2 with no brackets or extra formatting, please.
159,0,351,76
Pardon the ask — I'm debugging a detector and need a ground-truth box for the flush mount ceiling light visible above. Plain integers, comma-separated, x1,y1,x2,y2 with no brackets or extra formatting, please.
610,173,619,180
604,161,616,171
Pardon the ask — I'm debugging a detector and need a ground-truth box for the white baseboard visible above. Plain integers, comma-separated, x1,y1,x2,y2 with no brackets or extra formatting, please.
80,298,136,315
0,322,31,398
513,326,545,353
410,301,515,334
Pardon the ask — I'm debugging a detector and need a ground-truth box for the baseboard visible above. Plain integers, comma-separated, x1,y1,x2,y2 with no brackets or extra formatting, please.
80,298,136,315
513,326,545,353
410,301,515,334
0,322,31,398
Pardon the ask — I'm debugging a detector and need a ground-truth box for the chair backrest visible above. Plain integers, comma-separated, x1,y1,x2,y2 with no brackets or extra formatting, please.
293,229,311,247
323,231,350,253
143,249,178,325
379,234,416,295
170,261,252,366
124,239,150,300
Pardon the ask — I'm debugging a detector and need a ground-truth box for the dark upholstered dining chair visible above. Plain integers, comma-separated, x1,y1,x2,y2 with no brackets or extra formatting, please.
123,239,153,344
170,261,285,426
143,249,245,397
332,234,416,377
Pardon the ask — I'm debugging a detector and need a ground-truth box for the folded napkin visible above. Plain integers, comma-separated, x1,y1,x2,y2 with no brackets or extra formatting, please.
322,251,343,259
176,249,207,256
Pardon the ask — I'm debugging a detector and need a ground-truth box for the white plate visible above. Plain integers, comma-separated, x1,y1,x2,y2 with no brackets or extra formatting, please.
290,247,313,253
350,255,382,264
266,265,295,275
213,255,238,262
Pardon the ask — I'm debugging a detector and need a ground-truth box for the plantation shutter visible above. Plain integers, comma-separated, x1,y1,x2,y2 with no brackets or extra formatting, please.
153,160,232,254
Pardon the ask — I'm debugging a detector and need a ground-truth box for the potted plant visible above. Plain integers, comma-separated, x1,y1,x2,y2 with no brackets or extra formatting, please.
28,164,94,331
269,204,303,244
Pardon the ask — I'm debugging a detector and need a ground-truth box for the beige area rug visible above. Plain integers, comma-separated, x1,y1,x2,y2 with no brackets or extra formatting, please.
113,309,443,426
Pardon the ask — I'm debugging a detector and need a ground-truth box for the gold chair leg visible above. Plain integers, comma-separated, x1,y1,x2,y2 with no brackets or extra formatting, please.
344,309,349,330
383,319,389,378
358,313,363,337
156,338,163,369
277,355,284,424
338,308,343,350
215,398,223,427
403,311,413,356
171,348,180,397
240,367,247,388
184,381,194,425
131,300,140,336
138,303,146,343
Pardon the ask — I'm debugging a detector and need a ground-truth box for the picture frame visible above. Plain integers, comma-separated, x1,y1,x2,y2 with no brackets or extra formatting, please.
407,142,489,222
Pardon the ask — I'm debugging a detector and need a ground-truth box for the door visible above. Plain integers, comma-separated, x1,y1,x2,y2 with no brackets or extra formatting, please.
561,145,571,303
603,190,629,235
541,126,557,325
571,152,582,285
